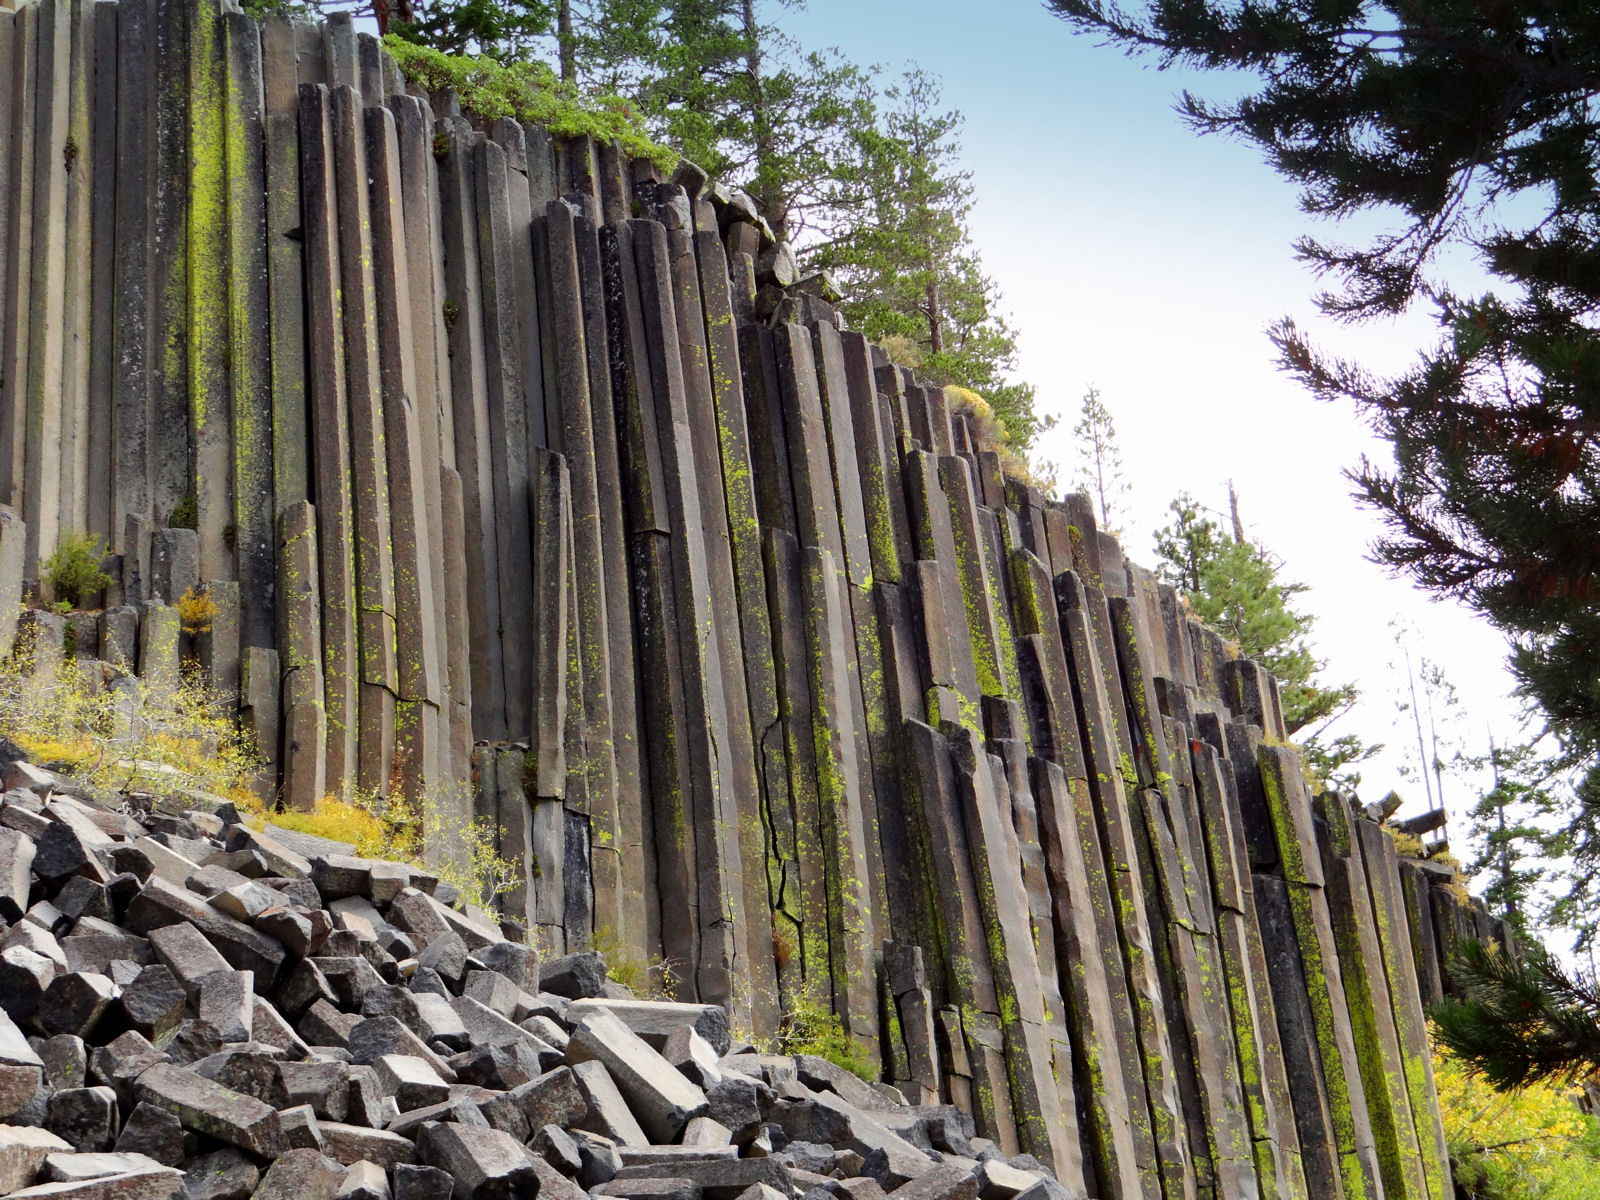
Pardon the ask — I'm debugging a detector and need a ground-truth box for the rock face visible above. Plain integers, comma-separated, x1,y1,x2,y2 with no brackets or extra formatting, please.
0,6,1490,1200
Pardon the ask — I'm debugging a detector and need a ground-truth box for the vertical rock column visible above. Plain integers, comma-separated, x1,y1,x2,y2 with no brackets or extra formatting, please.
473,135,533,744
329,83,398,797
632,216,749,1022
56,0,94,545
544,199,617,953
1189,739,1306,1200
21,0,71,576
694,219,780,1043
389,92,460,802
85,0,116,543
223,8,272,650
1317,792,1428,1200
437,117,506,742
297,81,358,797
109,0,149,546
1354,818,1452,1200
2,4,33,530
261,15,307,514
1257,745,1384,1200
579,212,648,972
366,100,444,802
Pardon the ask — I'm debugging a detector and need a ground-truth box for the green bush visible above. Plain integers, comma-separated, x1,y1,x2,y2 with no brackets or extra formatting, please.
383,38,675,170
42,532,112,609
780,997,879,1082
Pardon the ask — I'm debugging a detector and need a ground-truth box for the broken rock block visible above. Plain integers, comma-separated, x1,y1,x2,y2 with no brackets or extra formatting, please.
251,1147,349,1200
0,1125,73,1192
567,1009,709,1144
133,1063,287,1158
418,1121,538,1199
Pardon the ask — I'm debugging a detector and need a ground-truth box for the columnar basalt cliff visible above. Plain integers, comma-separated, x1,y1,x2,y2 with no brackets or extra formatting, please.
0,1,1510,1195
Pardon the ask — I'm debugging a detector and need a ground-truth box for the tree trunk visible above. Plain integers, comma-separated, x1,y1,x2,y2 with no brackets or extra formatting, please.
559,0,575,86
743,0,781,241
925,278,944,355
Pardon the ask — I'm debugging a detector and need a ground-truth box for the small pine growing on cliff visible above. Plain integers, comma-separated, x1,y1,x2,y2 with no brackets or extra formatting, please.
1072,387,1126,533
1154,488,1376,789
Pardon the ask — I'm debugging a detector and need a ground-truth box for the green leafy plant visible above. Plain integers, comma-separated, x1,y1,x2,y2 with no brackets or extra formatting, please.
779,997,878,1082
41,532,112,610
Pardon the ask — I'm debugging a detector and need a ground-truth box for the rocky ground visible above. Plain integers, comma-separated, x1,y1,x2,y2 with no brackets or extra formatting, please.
0,753,1074,1200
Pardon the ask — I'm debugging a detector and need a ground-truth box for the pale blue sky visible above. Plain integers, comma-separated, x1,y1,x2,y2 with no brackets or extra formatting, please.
781,0,1523,820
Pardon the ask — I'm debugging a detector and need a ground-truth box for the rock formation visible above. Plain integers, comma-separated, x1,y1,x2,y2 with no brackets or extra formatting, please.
0,1,1508,1196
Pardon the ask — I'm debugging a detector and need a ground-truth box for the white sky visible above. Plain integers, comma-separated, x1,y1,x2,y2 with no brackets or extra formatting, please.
772,1,1531,840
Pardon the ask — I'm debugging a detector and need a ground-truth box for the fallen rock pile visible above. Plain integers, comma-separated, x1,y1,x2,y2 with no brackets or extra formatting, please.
0,769,1076,1200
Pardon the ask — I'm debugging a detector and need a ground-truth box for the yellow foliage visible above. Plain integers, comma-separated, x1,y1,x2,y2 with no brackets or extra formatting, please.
0,651,263,811
265,786,520,917
945,386,993,421
176,586,219,636
1434,1039,1600,1199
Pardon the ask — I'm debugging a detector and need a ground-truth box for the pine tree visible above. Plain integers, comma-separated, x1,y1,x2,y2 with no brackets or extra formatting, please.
1463,737,1559,940
1154,489,1375,789
1044,0,1600,922
1072,387,1126,532
811,70,1048,449
577,0,876,245
393,0,556,59
1432,939,1600,1091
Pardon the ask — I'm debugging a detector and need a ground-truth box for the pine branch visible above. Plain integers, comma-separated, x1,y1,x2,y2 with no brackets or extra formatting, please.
1432,938,1600,1090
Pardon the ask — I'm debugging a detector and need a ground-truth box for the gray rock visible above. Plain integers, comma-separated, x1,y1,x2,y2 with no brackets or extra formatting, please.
120,965,186,1040
417,1122,536,1199
181,1148,260,1200
538,952,607,1000
393,1163,453,1200
132,1063,286,1157
43,1086,119,1152
567,1010,708,1143
112,1102,185,1166
251,1148,347,1200
0,1126,73,1193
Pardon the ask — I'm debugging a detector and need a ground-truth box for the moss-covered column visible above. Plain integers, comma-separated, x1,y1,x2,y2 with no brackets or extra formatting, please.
1190,739,1307,1200
185,0,231,583
223,9,273,652
1056,570,1191,1200
1257,745,1384,1200
697,223,781,1037
328,84,397,797
1316,791,1428,1200
1354,818,1451,1200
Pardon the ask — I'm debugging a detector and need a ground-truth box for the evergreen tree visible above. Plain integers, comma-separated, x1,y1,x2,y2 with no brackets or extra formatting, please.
1071,386,1126,532
393,0,555,59
1463,737,1559,940
1432,939,1600,1090
1044,0,1600,930
812,70,1047,448
577,0,877,245
1154,489,1375,788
